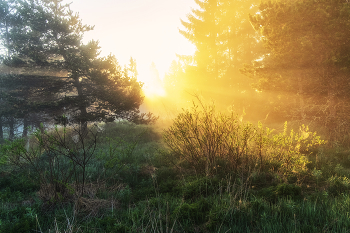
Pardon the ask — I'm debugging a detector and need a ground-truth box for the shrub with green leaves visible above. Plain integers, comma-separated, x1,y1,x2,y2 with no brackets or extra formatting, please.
163,100,325,178
327,176,350,196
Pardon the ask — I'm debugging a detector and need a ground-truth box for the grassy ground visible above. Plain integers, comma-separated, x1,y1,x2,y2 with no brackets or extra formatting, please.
1,118,350,232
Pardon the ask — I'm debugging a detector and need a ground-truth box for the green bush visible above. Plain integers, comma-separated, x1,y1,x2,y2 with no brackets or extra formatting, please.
327,176,350,196
163,99,325,178
256,183,302,202
173,197,212,224
257,186,277,202
275,183,302,199
250,171,276,188
250,196,269,212
0,207,37,233
0,172,39,194
181,177,221,200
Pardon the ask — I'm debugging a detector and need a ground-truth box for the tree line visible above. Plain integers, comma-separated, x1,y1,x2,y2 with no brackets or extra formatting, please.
164,0,350,142
1,0,350,142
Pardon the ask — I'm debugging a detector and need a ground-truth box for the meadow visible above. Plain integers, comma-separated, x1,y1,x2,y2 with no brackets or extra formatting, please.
1,102,350,232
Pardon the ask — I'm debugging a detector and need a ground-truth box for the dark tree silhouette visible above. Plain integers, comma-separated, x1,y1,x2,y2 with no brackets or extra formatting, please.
0,0,145,135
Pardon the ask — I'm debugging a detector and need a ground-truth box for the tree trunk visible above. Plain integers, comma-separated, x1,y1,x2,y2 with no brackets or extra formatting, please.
9,117,15,140
0,116,3,141
75,76,88,132
22,116,28,137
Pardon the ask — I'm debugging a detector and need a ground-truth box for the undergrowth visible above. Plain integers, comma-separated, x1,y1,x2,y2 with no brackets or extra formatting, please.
0,103,350,232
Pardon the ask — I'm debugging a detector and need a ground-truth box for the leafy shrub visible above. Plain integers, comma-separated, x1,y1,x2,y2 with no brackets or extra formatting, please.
115,185,132,203
257,186,277,202
173,197,212,224
308,190,330,202
151,167,181,195
250,171,276,188
0,187,24,202
181,177,221,200
0,172,39,194
155,167,178,183
2,219,36,233
163,101,256,176
327,176,350,196
334,163,348,177
257,183,301,202
275,183,302,199
163,99,325,178
0,207,36,233
250,197,269,212
132,179,155,201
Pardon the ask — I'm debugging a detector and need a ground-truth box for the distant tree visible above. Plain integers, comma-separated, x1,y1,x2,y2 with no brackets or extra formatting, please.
179,0,261,88
164,59,186,93
0,0,144,132
124,57,138,80
163,56,199,107
243,0,350,139
165,0,262,116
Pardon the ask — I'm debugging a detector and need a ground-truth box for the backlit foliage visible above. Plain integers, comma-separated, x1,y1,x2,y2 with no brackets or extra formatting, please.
164,99,325,178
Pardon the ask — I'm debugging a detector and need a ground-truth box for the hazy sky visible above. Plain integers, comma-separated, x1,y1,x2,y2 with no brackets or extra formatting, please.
67,0,197,85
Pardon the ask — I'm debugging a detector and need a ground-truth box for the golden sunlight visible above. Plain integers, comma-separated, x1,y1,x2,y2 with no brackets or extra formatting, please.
143,84,166,99
68,0,196,102
141,62,166,99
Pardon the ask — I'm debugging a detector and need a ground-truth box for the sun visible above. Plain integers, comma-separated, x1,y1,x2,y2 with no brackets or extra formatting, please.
138,62,167,99
143,84,166,99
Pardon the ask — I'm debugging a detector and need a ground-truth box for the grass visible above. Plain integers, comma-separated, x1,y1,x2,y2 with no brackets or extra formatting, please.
1,111,350,232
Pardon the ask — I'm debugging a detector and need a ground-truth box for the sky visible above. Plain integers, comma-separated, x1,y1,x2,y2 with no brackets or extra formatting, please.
67,0,197,87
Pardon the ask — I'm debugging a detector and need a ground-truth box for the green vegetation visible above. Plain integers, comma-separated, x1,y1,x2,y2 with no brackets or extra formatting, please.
1,102,350,232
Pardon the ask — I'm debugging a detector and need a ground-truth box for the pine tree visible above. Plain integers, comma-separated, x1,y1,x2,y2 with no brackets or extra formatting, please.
174,0,262,111
0,0,144,132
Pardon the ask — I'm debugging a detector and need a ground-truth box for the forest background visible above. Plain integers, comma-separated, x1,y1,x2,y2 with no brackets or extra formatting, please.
1,0,350,142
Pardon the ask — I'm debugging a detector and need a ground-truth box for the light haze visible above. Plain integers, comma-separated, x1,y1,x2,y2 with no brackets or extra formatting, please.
68,0,197,86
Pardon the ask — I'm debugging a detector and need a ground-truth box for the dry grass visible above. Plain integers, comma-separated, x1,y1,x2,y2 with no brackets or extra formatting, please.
74,197,118,218
140,165,157,177
37,181,124,213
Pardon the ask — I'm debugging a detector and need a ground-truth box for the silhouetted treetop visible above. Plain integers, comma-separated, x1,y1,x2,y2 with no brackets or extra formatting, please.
0,0,145,128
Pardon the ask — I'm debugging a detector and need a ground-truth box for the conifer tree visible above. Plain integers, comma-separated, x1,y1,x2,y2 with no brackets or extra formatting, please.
0,0,144,131
168,0,262,112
